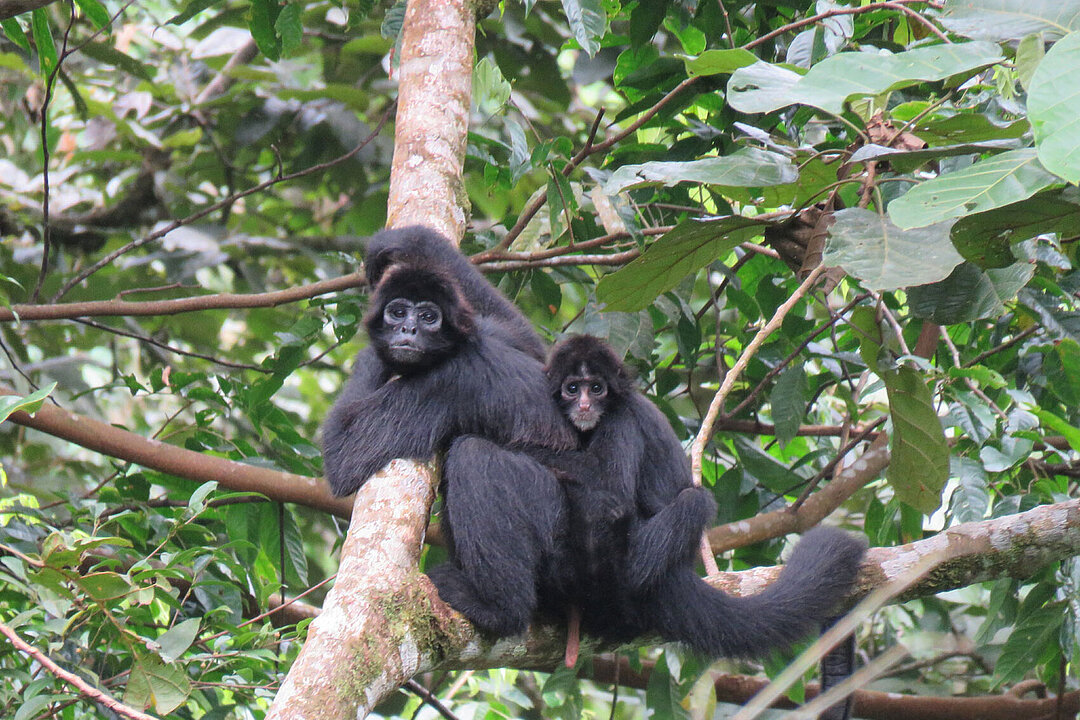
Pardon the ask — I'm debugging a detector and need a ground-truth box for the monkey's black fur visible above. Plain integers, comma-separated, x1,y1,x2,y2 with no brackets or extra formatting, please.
542,335,867,659
321,227,576,635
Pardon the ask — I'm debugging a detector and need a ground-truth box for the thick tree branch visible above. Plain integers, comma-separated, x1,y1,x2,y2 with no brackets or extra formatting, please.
264,500,1080,684
268,0,477,717
0,385,353,518
709,434,890,552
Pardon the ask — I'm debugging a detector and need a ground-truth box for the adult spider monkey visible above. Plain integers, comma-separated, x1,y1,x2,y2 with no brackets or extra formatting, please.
537,335,866,662
321,226,578,635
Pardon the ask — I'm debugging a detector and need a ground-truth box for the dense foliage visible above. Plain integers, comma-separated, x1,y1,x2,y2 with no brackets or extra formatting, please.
1,0,1080,717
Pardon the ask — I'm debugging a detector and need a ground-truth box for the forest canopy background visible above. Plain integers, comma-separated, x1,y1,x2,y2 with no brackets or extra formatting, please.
2,0,1080,718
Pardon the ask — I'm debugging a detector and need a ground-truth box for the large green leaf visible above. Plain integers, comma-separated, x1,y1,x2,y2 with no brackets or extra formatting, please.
885,367,950,515
1028,31,1080,183
727,42,1003,115
823,208,963,291
125,654,192,715
888,148,1061,229
993,606,1064,687
852,309,948,514
596,216,767,312
951,188,1080,268
907,261,1034,324
604,147,798,194
940,0,1080,41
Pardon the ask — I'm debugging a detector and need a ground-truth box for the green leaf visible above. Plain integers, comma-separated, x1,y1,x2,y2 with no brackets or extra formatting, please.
79,41,155,81
596,216,766,312
975,578,1019,645
547,172,575,241
645,651,691,720
1041,339,1080,407
629,0,668,47
948,457,989,524
993,605,1064,688
275,2,303,56
888,148,1060,229
249,0,282,61
823,208,963,291
74,0,111,30
2,18,30,52
562,0,605,57
885,367,950,514
950,189,1080,268
684,48,758,77
77,572,133,601
727,42,1003,115
0,383,57,424
940,0,1080,41
1015,33,1046,90
168,0,217,25
907,261,1034,324
1033,408,1080,453
1028,31,1080,183
473,57,511,113
30,8,56,75
771,366,807,448
157,618,200,663
604,147,798,194
125,654,192,715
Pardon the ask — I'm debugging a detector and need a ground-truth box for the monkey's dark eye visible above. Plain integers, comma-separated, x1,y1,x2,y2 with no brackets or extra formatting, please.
419,310,440,324
565,382,579,395
591,382,606,395
389,306,407,319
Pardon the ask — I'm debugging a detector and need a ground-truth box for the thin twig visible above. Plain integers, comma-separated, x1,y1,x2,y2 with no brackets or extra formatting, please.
691,265,827,484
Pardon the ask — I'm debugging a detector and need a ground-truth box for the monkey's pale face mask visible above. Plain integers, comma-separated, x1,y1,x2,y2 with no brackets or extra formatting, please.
560,364,608,431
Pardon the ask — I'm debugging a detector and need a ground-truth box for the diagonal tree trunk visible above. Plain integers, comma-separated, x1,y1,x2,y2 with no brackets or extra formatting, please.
266,0,478,716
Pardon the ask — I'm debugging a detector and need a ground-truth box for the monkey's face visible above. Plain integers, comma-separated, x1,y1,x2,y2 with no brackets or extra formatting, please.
374,296,455,369
559,363,608,431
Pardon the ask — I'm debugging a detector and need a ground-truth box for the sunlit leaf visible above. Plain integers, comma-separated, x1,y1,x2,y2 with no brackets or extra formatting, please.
0,383,56,424
728,42,1003,114
562,0,605,56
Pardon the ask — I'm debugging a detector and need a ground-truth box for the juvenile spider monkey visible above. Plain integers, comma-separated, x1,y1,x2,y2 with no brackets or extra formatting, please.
537,335,866,666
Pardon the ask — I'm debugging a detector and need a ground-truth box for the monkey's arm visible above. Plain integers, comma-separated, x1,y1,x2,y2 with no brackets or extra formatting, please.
321,377,454,496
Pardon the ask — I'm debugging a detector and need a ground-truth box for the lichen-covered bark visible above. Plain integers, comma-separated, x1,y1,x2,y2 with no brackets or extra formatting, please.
385,0,475,239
